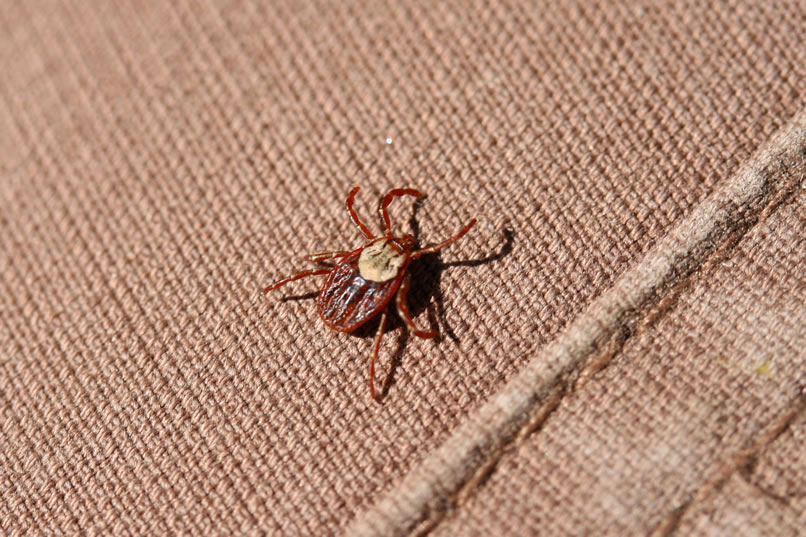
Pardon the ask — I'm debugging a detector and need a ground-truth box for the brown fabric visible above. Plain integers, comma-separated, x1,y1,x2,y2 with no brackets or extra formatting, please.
351,110,806,536
1,1,805,536
431,156,806,536
677,412,806,536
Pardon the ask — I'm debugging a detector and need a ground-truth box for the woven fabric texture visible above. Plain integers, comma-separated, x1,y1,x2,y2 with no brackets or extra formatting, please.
433,155,806,537
1,1,805,536
678,411,806,537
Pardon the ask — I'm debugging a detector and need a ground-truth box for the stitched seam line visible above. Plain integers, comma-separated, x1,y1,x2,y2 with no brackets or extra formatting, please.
650,392,806,537
423,155,806,537
346,109,806,537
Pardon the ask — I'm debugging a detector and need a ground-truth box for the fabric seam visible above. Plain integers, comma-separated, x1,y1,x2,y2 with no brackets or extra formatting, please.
346,110,806,537
651,393,806,536
425,142,806,537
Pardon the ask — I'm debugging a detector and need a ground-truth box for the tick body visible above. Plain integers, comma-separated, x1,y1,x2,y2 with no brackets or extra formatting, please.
264,186,476,402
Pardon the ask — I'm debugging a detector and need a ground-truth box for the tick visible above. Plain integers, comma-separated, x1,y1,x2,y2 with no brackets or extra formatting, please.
264,186,476,401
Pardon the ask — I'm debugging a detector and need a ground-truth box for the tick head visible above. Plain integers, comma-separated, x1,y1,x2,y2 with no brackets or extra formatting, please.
397,234,417,251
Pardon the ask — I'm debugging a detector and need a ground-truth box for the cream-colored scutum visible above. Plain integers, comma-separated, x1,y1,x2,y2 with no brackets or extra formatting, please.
358,239,406,282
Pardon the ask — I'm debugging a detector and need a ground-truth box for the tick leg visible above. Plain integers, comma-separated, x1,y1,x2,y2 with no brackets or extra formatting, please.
370,310,388,402
346,186,375,240
263,268,331,295
378,188,425,235
306,250,352,265
396,273,437,339
412,218,477,259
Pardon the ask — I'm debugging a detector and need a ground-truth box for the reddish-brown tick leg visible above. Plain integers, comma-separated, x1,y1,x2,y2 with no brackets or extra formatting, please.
396,273,438,339
411,218,477,259
263,268,331,295
378,188,425,235
306,250,352,265
370,310,388,402
346,186,374,240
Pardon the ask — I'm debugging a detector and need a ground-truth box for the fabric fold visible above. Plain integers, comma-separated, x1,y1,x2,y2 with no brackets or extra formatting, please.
347,109,806,537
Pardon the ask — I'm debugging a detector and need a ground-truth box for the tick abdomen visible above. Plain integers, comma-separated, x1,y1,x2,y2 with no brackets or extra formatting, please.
317,248,402,332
